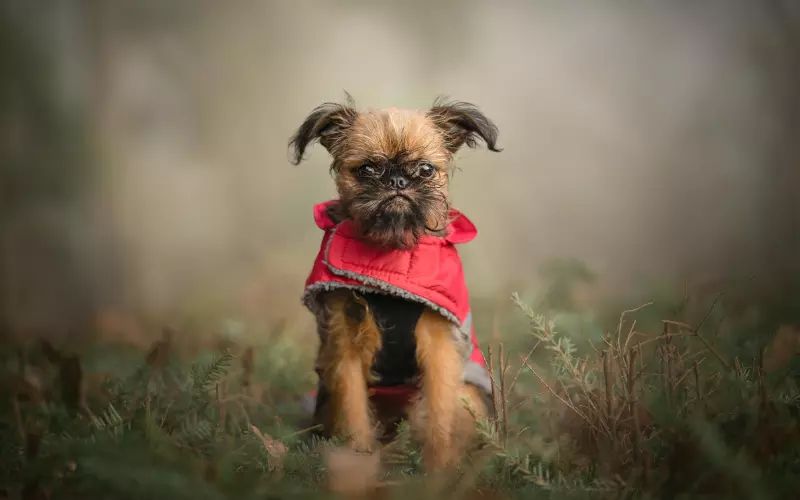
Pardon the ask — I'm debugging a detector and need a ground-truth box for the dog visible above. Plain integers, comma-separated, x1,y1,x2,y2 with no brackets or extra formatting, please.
290,94,501,472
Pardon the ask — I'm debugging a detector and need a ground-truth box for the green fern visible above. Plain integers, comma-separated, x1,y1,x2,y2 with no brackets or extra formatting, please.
512,292,596,391
90,402,125,434
191,351,233,396
4,279,800,499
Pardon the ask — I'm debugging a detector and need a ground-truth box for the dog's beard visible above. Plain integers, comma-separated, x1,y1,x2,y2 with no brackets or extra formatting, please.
346,185,450,251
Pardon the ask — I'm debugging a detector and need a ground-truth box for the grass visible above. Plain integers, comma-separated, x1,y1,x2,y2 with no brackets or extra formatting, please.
2,263,800,499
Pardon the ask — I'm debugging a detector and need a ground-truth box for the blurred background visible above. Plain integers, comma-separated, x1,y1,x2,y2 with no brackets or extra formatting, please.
2,0,799,348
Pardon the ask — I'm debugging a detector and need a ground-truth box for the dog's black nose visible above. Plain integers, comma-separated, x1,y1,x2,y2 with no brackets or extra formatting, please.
388,175,408,190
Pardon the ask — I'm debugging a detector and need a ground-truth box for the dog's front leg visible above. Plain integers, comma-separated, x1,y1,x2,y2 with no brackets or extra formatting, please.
319,290,381,453
412,309,464,472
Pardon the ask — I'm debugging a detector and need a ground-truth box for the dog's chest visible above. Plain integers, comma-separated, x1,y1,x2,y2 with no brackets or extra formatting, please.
362,293,425,387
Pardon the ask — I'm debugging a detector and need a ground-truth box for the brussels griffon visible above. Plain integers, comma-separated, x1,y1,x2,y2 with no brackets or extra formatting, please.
290,94,501,472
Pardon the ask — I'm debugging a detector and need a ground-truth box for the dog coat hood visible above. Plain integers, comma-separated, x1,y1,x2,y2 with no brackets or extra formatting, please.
302,200,491,398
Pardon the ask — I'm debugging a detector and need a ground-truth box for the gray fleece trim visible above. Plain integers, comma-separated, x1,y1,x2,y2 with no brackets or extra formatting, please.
302,222,462,326
448,318,471,359
302,281,393,313
462,360,493,396
303,281,470,351
459,311,473,345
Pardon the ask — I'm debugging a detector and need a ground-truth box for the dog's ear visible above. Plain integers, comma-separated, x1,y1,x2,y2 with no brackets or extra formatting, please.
289,94,359,165
427,97,502,155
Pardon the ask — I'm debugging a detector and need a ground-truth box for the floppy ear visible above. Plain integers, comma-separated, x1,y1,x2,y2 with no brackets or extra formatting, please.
288,94,359,165
427,96,502,155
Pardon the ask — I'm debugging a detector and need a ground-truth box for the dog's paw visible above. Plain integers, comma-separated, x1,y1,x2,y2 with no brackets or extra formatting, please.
325,446,381,496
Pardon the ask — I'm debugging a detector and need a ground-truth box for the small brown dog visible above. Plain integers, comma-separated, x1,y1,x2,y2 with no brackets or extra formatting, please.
290,94,501,472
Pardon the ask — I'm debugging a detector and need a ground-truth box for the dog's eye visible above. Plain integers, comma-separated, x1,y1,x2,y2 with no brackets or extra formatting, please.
417,163,435,179
357,163,378,177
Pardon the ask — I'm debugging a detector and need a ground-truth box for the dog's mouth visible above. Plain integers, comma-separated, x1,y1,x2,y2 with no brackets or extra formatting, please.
347,187,449,249
376,193,420,222
369,194,414,221
381,193,413,207
349,194,425,250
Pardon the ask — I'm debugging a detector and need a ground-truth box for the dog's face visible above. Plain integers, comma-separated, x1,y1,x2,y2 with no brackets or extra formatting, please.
290,95,500,250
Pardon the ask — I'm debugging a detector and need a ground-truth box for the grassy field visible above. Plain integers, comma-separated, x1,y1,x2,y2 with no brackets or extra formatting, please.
2,262,800,500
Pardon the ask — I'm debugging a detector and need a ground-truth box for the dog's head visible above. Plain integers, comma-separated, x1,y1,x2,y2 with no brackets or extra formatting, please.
289,94,501,250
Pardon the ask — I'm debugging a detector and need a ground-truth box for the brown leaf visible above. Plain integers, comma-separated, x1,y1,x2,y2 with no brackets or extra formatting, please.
250,425,288,473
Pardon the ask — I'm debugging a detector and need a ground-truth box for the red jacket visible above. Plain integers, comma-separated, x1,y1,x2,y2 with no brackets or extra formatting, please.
302,200,491,406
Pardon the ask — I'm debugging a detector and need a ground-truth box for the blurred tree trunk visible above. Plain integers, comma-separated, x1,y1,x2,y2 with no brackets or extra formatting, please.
0,0,104,344
761,0,800,286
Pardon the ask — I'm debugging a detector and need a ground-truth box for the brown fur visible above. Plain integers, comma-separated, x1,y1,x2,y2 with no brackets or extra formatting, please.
408,309,489,470
316,290,382,452
291,95,500,471
410,309,464,469
314,291,488,470
333,108,454,246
